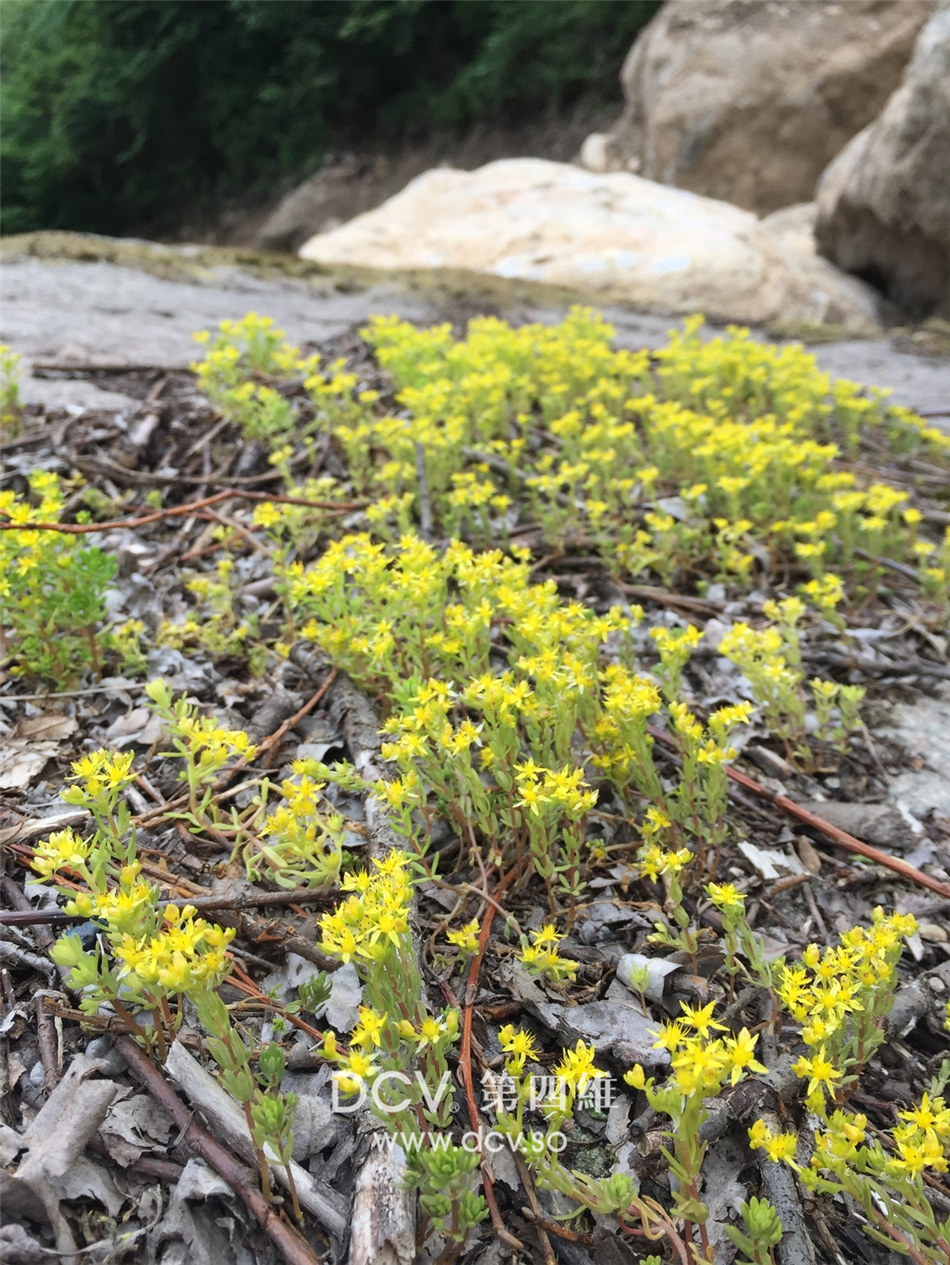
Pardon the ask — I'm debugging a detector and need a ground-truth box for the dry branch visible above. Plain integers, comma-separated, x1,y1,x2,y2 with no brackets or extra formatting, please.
118,1037,329,1264
0,887,338,929
161,1038,348,1239
0,491,366,534
317,666,419,1265
726,763,950,901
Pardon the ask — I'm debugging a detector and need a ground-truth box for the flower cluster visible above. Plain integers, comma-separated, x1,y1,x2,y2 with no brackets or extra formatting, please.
64,748,137,806
777,908,917,1105
189,305,949,618
247,772,344,890
751,1095,950,1261
145,679,257,838
316,847,485,1242
628,1007,766,1099
110,900,235,996
318,850,413,966
720,593,865,770
446,918,480,956
518,924,578,984
31,827,94,881
624,1002,768,1239
0,471,118,685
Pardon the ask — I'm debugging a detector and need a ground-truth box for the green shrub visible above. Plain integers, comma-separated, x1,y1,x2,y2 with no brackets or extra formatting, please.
0,0,659,236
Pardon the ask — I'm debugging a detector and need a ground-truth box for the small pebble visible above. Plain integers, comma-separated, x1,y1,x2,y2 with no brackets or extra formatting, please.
918,923,949,943
795,836,822,876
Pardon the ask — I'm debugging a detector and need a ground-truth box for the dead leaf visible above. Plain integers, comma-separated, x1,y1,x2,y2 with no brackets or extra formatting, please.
81,1230,145,1264
0,740,60,791
737,840,805,881
616,952,680,1004
156,1161,244,1265
15,715,78,742
104,708,164,748
98,1089,175,1168
105,707,151,739
0,1219,56,1263
7,1053,118,1257
531,980,668,1067
795,835,823,875
54,1156,124,1217
6,1053,28,1092
0,1122,24,1166
175,1158,232,1202
497,959,548,1006
323,960,362,1032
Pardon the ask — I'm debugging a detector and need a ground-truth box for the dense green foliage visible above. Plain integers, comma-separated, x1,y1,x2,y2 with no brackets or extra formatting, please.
0,0,659,236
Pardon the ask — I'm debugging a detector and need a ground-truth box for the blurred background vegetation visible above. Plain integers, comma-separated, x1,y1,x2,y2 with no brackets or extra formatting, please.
1,0,659,238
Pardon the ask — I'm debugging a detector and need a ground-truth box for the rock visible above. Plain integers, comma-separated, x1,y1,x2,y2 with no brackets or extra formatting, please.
593,0,934,215
258,155,378,253
300,158,882,331
530,980,668,1068
578,132,614,175
794,802,918,853
877,684,950,818
760,203,820,260
257,105,616,253
815,5,950,318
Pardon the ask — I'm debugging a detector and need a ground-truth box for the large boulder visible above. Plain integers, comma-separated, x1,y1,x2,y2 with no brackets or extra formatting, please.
815,5,950,319
592,0,934,215
299,158,880,331
255,104,616,253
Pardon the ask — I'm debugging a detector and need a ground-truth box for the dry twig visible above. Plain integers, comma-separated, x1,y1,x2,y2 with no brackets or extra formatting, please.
117,1036,327,1265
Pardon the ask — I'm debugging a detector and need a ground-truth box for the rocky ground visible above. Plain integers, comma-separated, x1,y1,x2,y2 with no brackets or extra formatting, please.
2,231,949,823
2,234,949,422
1,230,950,1265
3,1,948,1257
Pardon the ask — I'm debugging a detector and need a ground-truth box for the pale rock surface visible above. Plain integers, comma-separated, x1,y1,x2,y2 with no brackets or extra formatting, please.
877,686,950,819
760,203,820,260
815,4,950,318
589,0,934,215
300,158,881,330
4,235,946,420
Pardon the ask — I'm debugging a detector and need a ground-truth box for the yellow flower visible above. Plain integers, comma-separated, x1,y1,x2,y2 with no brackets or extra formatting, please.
31,828,91,879
679,1001,727,1039
705,882,745,911
252,502,283,529
749,1119,798,1163
554,1039,603,1096
350,1007,387,1049
671,1040,726,1094
624,1064,647,1090
335,1050,377,1095
652,1021,687,1053
722,1028,767,1085
414,1015,451,1050
899,1093,950,1139
498,1025,540,1069
793,1046,842,1101
447,919,480,955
